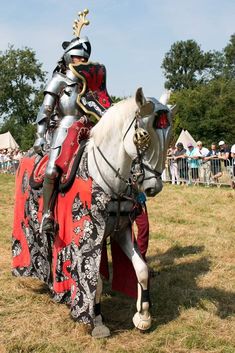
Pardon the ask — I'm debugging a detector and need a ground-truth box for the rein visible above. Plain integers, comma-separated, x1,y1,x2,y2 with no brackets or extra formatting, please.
91,109,160,231
93,112,162,190
141,162,162,181
92,146,132,198
92,110,147,195
92,112,143,232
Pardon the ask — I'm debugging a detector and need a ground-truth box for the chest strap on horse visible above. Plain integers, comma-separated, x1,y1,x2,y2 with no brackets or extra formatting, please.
110,194,141,234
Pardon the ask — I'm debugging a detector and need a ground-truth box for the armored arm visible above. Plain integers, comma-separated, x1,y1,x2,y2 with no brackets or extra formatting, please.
33,72,68,155
33,93,57,155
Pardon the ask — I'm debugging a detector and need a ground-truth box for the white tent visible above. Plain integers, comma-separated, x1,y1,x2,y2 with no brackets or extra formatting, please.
0,131,19,149
175,129,197,149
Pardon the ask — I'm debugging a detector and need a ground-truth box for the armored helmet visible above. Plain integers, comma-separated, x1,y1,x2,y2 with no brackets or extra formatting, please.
62,37,91,65
62,9,91,66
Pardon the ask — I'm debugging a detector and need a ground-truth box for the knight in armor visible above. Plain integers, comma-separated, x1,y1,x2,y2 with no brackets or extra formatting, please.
33,9,112,232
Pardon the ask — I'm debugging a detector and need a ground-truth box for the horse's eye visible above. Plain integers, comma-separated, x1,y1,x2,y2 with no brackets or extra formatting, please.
154,111,169,129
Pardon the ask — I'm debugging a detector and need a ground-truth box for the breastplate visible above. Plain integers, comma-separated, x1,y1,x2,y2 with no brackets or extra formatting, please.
57,83,81,117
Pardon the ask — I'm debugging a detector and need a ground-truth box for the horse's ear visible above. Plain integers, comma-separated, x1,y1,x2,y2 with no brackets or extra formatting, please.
136,87,146,107
135,87,155,117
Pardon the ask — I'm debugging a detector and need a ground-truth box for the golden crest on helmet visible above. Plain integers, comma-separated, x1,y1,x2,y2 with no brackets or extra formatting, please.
73,9,90,37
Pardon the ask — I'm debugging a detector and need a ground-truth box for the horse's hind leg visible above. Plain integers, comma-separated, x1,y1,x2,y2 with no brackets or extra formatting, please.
91,274,111,338
112,229,151,331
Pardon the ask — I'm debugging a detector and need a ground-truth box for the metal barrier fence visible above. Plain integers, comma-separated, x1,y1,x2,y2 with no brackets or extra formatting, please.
163,157,235,187
1,157,235,188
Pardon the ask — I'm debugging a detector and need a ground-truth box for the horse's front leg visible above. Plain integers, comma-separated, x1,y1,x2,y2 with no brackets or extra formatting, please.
91,274,111,338
112,228,152,331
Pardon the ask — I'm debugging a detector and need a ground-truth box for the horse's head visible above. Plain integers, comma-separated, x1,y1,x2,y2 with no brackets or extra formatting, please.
124,88,173,197
88,88,174,198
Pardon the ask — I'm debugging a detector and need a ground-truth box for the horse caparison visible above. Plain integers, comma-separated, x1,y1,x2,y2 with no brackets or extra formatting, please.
12,88,173,338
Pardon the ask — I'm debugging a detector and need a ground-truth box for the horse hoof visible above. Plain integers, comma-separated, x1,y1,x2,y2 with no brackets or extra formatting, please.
91,315,111,338
133,312,152,331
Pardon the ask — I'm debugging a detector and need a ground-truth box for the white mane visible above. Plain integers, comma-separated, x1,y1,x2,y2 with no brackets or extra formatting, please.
89,97,137,146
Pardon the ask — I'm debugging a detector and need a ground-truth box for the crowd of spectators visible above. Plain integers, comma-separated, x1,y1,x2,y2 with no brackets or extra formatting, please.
166,140,235,188
1,142,235,189
0,148,24,174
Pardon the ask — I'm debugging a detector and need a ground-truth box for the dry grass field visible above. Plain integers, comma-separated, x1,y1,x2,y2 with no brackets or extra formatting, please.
0,173,234,353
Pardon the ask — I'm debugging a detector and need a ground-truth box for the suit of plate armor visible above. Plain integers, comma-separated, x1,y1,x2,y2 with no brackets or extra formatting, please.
34,30,92,232
35,70,85,218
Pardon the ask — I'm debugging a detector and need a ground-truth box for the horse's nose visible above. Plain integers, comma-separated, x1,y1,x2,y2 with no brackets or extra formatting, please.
145,188,158,197
145,182,163,197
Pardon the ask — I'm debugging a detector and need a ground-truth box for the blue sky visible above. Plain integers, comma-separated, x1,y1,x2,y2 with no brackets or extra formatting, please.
0,0,234,99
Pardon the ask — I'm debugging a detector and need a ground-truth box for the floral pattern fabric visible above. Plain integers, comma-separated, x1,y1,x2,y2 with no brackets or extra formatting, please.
12,151,110,324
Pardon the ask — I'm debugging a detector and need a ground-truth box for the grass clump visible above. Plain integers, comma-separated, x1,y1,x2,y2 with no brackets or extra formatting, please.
0,175,234,353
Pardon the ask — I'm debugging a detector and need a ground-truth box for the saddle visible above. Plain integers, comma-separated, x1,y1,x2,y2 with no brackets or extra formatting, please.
29,119,90,193
30,143,87,193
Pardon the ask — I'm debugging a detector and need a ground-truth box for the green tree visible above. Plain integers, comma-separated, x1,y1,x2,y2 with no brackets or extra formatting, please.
207,50,226,80
161,40,213,90
207,34,235,80
170,78,235,146
111,95,123,103
0,45,46,148
223,33,235,79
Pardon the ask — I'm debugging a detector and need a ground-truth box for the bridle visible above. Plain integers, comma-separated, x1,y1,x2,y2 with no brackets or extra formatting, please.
92,108,162,232
92,109,161,198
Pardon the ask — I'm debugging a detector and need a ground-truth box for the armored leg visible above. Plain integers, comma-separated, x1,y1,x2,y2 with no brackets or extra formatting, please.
40,147,60,233
40,117,76,233
43,147,60,212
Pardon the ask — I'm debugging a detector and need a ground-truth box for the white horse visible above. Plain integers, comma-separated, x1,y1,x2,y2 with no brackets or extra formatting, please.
85,88,172,336
12,88,173,338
